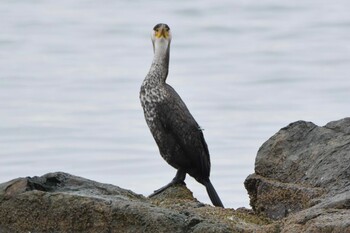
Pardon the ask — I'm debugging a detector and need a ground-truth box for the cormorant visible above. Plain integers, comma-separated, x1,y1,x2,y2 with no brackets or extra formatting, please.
140,23,224,207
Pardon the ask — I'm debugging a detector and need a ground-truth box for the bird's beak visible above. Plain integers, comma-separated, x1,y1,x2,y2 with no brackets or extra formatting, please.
155,26,169,39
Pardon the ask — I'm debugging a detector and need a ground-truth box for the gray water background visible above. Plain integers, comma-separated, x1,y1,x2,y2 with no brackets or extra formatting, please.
1,0,350,208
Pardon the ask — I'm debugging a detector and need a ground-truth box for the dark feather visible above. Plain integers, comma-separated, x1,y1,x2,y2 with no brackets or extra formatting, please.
155,84,211,181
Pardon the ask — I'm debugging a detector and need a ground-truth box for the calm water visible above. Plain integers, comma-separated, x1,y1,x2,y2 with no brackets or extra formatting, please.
1,1,350,208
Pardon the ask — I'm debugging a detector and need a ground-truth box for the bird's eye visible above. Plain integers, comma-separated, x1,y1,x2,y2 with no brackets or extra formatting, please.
153,24,161,31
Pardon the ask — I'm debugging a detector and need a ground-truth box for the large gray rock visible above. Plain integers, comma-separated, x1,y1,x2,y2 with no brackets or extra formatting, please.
245,118,350,231
0,172,270,233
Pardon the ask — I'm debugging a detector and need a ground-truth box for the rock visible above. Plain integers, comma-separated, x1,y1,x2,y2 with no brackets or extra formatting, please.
1,118,350,232
0,172,271,233
245,118,350,232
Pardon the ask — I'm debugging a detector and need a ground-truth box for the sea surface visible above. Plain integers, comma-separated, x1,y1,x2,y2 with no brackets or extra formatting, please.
1,0,350,208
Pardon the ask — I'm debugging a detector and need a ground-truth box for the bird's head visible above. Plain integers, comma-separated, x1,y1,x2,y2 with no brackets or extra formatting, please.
151,23,171,54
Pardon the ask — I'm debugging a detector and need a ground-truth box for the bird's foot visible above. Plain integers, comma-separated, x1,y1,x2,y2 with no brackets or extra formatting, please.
148,180,186,198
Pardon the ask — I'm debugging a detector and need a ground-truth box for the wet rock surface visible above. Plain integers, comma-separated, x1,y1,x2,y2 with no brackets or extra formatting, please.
1,118,349,232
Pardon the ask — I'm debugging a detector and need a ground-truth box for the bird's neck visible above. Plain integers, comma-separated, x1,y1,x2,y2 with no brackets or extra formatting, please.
147,43,170,84
153,42,170,67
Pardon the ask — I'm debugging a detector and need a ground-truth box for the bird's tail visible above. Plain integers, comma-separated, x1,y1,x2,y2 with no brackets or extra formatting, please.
204,180,224,208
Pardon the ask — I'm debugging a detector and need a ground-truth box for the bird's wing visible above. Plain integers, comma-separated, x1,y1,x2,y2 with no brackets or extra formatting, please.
156,84,211,178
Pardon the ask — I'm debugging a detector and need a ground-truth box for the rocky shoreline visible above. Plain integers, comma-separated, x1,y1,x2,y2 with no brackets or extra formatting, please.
1,118,349,232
